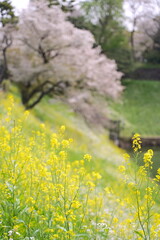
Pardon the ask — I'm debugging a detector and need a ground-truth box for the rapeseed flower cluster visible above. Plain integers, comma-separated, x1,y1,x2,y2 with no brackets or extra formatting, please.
132,133,142,152
0,95,159,240
0,95,110,240
118,134,160,240
143,149,153,168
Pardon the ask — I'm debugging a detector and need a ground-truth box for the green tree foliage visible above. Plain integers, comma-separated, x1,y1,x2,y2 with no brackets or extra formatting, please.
32,0,78,11
70,0,131,72
0,0,16,26
82,0,123,45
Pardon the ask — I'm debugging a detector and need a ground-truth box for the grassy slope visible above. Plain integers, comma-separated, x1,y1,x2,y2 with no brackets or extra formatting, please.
5,80,160,179
2,87,124,188
109,79,160,137
3,80,160,179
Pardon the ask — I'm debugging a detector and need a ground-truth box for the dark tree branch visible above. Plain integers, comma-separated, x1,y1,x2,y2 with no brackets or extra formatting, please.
25,86,54,109
22,80,70,109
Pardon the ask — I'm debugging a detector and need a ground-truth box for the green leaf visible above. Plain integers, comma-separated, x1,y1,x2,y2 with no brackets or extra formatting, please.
134,230,144,238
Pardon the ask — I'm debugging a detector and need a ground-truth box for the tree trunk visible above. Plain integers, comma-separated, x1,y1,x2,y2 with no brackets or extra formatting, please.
0,48,8,84
130,29,135,62
130,18,137,63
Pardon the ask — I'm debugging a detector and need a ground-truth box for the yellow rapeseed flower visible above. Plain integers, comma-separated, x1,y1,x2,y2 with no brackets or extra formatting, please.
143,149,153,168
118,165,126,173
84,154,92,162
123,153,130,162
132,133,142,152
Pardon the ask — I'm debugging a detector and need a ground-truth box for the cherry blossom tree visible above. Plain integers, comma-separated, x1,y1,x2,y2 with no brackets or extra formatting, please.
9,0,123,109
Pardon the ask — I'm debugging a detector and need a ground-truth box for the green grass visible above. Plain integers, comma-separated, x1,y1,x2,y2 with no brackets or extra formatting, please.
109,79,160,137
